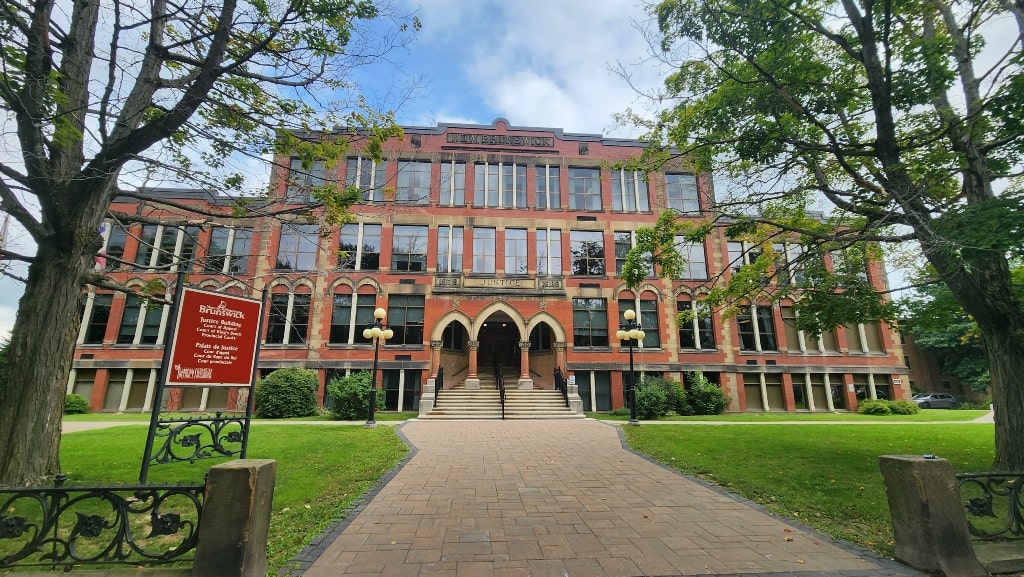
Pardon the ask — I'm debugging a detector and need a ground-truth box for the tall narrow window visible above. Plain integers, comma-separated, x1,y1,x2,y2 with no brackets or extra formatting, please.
286,158,325,202
276,225,320,271
568,167,602,210
265,292,310,345
346,157,388,202
504,228,528,274
673,236,708,279
570,230,605,276
439,161,466,206
473,162,526,207
388,295,424,346
611,169,650,212
117,295,163,345
472,227,496,273
437,226,464,273
537,229,562,276
104,223,128,270
205,227,252,274
665,173,700,212
639,298,660,347
329,292,375,344
737,305,778,352
396,160,431,204
82,294,113,344
535,165,560,209
678,299,715,349
572,298,609,347
338,223,381,270
614,232,632,274
390,225,428,272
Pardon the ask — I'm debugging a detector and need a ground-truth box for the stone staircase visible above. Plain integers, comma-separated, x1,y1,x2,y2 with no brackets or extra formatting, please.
421,371,583,420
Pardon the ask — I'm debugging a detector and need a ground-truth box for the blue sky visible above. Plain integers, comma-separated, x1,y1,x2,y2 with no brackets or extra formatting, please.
0,0,663,338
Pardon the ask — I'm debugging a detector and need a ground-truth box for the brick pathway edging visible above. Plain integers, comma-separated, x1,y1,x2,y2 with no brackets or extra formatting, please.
277,424,418,576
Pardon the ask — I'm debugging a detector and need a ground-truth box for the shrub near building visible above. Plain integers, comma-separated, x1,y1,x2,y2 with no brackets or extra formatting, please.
255,368,320,418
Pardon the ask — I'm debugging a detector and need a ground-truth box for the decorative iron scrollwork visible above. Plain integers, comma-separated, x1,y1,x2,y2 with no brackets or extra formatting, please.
956,472,1024,539
0,482,204,570
149,412,246,465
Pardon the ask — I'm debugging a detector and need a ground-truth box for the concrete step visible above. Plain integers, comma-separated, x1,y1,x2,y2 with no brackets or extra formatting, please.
423,387,581,420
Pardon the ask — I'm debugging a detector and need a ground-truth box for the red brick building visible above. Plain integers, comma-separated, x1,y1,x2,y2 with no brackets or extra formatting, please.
69,118,909,413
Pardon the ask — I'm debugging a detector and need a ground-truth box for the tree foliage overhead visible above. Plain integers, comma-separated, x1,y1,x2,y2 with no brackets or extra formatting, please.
622,0,1024,469
0,0,418,485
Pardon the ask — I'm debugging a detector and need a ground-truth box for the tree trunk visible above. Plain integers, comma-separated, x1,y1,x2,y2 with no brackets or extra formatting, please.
0,230,95,486
979,317,1024,471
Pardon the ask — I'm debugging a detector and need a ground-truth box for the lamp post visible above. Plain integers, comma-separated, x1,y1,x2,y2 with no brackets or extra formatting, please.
616,309,645,426
363,307,393,427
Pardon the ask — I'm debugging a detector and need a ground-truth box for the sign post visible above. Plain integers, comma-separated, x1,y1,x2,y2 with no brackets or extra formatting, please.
140,278,263,483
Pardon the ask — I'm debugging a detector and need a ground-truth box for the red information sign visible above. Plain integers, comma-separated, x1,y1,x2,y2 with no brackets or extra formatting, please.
166,287,263,388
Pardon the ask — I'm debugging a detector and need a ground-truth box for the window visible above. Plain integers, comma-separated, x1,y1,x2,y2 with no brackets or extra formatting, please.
570,230,605,276
504,229,528,274
437,226,464,273
665,173,700,212
439,161,466,206
773,243,806,285
537,229,562,276
535,165,560,209
611,169,650,212
472,227,496,273
81,294,112,344
134,225,199,271
615,231,653,277
266,292,311,345
391,225,428,272
568,167,602,210
329,292,375,344
388,295,424,346
338,223,381,270
346,157,388,202
737,305,778,352
104,223,128,269
782,306,800,351
572,298,609,347
727,241,762,274
117,295,163,345
674,236,708,279
396,160,431,204
677,299,715,349
205,227,252,274
286,158,325,202
276,225,320,271
620,299,661,348
473,162,526,208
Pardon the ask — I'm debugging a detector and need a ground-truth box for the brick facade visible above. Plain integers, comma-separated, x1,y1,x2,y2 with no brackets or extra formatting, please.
69,118,909,413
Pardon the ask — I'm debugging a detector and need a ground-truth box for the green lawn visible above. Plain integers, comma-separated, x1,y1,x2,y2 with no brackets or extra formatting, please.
60,423,408,575
623,423,996,558
589,409,989,422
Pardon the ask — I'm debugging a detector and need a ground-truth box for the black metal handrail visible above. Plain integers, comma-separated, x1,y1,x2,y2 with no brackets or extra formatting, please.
0,480,205,571
554,367,569,407
956,472,1024,539
495,359,506,420
434,366,444,407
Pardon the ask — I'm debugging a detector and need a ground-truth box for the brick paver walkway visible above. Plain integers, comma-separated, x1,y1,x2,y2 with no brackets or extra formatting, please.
294,419,924,577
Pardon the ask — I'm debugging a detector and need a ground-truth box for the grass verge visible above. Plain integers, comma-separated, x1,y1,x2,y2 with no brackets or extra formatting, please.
622,423,995,558
60,424,408,575
589,409,988,422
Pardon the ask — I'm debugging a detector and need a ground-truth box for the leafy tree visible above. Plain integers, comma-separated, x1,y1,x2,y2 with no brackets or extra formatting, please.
622,0,1024,468
0,0,418,485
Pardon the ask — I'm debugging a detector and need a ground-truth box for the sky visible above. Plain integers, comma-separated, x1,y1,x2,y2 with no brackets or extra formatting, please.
0,0,666,339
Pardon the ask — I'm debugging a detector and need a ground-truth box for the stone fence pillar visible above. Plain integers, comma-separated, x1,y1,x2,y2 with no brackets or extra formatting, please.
879,455,986,577
193,459,277,577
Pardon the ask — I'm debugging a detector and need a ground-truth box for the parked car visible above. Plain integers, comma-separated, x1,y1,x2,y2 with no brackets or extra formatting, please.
912,392,961,409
